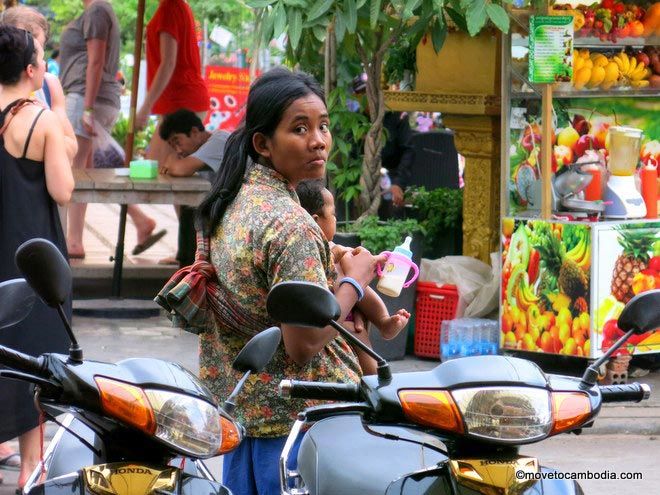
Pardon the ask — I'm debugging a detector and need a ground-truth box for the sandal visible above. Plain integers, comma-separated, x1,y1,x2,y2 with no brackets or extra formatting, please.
132,229,167,256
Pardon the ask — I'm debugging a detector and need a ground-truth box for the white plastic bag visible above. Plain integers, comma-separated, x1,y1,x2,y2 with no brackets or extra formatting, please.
419,254,499,318
93,125,125,169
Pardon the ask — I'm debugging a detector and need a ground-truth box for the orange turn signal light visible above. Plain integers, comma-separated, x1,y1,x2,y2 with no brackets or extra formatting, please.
398,389,464,434
95,376,156,435
217,416,242,454
550,391,591,434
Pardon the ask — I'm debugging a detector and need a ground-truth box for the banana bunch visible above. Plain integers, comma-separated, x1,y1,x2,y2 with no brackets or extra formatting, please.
613,52,652,87
515,280,540,311
565,234,591,272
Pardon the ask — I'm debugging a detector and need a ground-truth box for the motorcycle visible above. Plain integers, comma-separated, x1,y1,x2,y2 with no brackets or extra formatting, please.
0,238,282,495
267,281,657,495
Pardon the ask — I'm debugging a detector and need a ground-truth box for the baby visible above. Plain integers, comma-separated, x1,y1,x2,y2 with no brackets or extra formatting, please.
296,179,410,373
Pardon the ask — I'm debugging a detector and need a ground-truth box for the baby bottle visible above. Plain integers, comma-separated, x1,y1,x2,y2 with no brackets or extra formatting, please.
376,236,420,298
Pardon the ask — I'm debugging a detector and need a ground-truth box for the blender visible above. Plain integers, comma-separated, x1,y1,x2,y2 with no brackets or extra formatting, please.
604,126,647,218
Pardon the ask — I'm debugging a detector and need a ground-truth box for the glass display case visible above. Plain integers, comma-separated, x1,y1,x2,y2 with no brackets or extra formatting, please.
500,0,660,359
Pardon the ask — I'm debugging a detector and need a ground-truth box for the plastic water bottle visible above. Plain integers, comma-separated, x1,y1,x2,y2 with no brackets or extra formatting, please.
380,168,392,201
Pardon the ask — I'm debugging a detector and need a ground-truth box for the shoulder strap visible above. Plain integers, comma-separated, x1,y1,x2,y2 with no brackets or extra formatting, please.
0,99,41,138
22,108,47,159
42,79,52,108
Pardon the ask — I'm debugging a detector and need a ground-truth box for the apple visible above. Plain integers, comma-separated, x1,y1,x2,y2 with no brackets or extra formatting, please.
571,114,591,136
640,140,660,165
556,127,580,150
591,122,610,150
522,132,542,152
574,134,598,157
553,145,574,172
636,52,651,67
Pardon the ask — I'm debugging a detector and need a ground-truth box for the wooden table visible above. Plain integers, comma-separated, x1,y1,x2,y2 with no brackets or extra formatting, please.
73,169,211,297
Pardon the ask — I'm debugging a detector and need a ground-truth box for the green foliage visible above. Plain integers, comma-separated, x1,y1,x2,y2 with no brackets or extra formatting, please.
409,186,463,256
352,215,423,255
325,88,370,204
383,36,417,85
111,116,155,155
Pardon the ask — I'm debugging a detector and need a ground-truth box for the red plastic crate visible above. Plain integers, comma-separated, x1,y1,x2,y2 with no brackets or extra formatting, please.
414,282,459,358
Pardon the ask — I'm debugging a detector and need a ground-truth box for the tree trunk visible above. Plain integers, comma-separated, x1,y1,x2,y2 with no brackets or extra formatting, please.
357,34,388,218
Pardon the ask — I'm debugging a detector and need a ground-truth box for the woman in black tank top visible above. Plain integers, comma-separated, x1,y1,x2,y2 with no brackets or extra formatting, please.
0,25,74,490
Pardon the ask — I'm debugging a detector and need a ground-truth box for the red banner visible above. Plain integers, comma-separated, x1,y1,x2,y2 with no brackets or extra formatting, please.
203,66,250,132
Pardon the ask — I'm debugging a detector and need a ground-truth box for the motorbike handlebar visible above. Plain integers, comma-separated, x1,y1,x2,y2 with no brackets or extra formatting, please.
279,380,362,402
0,345,47,378
599,383,650,403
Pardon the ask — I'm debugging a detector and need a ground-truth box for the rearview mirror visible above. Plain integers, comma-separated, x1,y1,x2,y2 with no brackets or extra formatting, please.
267,281,340,328
0,279,36,330
618,289,660,335
15,238,71,308
233,326,282,373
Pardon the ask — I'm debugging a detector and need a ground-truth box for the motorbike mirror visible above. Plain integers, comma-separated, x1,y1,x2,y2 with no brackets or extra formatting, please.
224,327,282,415
15,238,81,363
617,289,660,335
233,326,282,373
15,238,71,308
267,281,340,328
0,279,36,330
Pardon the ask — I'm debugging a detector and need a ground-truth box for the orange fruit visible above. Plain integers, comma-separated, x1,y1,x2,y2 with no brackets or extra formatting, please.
631,20,644,37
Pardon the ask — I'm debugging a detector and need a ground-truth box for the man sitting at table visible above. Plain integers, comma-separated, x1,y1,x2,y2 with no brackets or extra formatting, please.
158,109,228,266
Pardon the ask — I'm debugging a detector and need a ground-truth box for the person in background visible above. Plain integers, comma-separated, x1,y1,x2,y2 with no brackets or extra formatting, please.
47,48,59,75
136,0,209,264
1,5,76,160
0,25,74,491
60,0,164,260
351,74,415,218
156,68,384,495
158,109,229,266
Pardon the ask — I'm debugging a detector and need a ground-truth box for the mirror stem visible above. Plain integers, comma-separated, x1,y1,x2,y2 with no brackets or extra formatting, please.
224,370,251,415
329,320,391,383
581,328,635,388
57,304,82,363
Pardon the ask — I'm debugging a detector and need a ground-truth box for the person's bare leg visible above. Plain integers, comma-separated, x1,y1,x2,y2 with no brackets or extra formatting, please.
356,287,410,340
17,426,41,489
127,205,157,246
66,136,93,258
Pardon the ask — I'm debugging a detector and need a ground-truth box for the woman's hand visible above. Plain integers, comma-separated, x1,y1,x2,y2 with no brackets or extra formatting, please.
81,110,95,136
135,105,150,131
338,248,387,289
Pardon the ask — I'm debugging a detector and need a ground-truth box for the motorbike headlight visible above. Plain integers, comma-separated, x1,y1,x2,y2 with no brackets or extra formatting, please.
95,377,240,458
145,389,222,457
451,387,552,443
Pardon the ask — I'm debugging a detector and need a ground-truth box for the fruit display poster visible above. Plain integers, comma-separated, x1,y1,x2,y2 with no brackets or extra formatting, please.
593,222,660,357
203,66,251,132
501,219,592,357
529,16,574,84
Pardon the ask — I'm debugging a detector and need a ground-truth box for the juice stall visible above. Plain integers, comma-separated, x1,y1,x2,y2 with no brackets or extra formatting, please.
500,1,660,363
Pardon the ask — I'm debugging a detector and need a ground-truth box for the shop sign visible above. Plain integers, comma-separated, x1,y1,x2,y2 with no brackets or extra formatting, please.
203,66,251,132
528,15,574,84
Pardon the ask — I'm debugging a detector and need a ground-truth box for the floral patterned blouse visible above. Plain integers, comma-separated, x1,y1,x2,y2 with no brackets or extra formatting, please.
199,163,361,437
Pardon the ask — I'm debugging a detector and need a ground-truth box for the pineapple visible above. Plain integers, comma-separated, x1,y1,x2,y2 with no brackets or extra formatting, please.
535,232,588,301
611,228,655,304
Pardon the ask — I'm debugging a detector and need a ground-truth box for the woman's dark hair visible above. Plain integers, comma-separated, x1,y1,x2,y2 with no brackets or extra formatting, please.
0,25,36,85
159,109,205,141
197,67,325,235
296,179,327,217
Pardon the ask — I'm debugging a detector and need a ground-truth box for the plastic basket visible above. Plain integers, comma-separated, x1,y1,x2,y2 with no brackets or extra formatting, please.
414,282,459,358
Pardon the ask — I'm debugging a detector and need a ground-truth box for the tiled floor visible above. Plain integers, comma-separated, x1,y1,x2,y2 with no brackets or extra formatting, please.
69,202,180,270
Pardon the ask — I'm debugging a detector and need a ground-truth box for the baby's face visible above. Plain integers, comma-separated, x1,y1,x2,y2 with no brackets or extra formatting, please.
315,188,336,241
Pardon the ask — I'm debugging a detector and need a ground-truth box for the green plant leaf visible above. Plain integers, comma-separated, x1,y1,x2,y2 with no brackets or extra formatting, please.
431,18,447,52
465,0,488,36
247,0,277,7
306,0,334,22
288,8,303,49
486,3,510,33
312,25,327,41
260,10,275,45
445,6,468,33
283,0,307,6
335,9,347,41
346,0,358,32
370,0,382,28
273,2,287,37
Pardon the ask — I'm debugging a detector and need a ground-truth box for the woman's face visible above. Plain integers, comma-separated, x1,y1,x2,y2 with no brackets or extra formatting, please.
28,39,47,90
254,94,332,187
